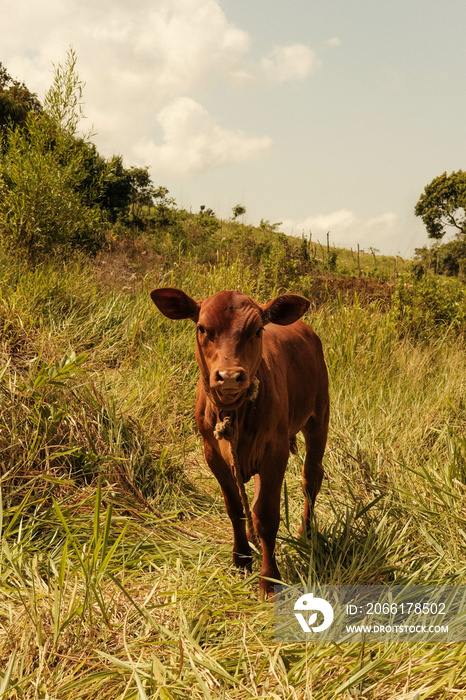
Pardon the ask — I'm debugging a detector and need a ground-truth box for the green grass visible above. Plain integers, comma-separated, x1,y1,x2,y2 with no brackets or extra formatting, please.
0,250,465,698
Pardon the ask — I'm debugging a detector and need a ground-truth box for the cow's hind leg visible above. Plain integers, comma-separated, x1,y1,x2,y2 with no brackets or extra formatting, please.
299,410,329,537
204,445,252,571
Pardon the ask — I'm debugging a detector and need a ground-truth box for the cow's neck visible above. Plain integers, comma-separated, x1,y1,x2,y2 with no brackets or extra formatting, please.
211,376,260,439
204,376,260,414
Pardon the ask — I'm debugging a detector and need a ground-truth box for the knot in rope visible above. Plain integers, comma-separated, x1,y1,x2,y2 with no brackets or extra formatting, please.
213,413,236,441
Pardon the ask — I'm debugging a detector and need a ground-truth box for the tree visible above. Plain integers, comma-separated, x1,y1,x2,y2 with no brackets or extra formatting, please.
0,51,104,261
414,238,466,278
128,166,154,214
259,218,282,232
0,63,42,131
415,170,466,240
196,204,220,234
199,205,215,217
232,204,246,220
43,48,88,137
151,186,177,228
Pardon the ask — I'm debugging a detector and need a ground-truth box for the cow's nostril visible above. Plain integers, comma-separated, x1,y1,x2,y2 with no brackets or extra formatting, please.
215,368,247,389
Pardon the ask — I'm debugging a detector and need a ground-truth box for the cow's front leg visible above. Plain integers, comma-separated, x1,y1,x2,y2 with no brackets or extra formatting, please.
204,442,252,571
252,450,288,598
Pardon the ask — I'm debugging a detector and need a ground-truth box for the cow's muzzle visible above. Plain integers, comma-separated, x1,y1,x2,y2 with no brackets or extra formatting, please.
211,367,249,403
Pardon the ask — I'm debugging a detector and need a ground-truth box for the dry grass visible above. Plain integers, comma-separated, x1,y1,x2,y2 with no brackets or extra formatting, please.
0,251,465,698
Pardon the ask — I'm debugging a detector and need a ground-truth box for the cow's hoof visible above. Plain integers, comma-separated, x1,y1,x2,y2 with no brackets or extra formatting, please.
259,573,280,600
259,582,276,601
233,551,253,572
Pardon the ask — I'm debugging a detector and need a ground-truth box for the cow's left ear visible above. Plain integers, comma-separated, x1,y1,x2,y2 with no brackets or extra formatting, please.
261,294,310,326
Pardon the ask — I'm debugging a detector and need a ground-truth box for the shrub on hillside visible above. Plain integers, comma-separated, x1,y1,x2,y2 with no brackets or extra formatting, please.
0,51,106,262
392,276,466,338
414,239,466,279
0,119,105,262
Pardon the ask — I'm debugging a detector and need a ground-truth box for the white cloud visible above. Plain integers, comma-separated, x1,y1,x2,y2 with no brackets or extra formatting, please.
260,44,320,83
0,0,323,177
118,0,251,96
134,97,271,177
281,210,401,254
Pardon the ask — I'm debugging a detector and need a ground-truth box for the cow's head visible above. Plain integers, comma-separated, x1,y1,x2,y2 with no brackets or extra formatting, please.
150,288,310,409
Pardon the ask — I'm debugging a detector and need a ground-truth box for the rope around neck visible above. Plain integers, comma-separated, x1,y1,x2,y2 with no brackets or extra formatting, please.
213,377,261,552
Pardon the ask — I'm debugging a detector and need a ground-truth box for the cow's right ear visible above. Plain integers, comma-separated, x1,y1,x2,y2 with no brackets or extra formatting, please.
150,288,200,321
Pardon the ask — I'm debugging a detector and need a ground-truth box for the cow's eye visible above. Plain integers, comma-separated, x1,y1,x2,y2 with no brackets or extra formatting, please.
198,325,206,335
255,327,264,338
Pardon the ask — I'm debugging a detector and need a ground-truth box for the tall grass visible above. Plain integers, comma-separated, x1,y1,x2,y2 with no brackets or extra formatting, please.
0,251,465,698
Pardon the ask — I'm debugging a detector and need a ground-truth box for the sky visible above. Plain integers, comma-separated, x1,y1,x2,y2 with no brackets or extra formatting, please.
2,0,466,256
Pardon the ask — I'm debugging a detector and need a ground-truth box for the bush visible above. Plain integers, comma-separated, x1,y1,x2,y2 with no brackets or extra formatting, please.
391,276,466,338
414,239,466,279
0,119,105,262
0,50,106,263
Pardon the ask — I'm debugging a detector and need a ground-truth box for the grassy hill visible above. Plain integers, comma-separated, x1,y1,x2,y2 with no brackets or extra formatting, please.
0,233,466,698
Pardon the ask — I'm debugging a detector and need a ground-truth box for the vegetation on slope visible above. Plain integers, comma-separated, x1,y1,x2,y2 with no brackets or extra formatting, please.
0,51,466,699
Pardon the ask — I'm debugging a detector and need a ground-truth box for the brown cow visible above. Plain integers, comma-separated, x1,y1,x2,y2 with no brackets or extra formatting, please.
150,287,329,598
